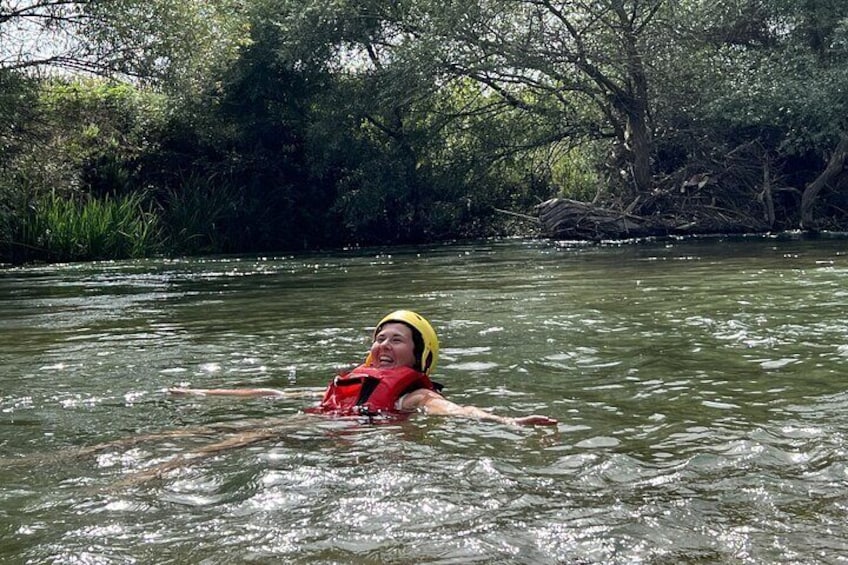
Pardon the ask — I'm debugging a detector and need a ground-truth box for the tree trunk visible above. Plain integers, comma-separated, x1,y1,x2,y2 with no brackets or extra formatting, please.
624,105,653,194
762,152,775,229
800,134,848,228
612,1,653,194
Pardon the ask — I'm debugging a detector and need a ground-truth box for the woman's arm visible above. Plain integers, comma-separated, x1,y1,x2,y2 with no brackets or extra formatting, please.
399,389,557,426
168,387,323,399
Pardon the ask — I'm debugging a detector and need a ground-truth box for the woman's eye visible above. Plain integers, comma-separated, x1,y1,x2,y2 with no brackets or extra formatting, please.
375,335,406,345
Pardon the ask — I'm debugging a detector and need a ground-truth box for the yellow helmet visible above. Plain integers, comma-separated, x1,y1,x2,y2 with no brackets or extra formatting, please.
367,310,439,374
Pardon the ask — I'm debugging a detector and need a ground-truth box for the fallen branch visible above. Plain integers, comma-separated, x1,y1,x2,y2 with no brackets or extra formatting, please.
535,198,651,240
492,207,541,223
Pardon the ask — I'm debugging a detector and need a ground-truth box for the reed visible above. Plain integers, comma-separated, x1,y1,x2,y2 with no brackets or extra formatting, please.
20,191,162,261
161,174,234,255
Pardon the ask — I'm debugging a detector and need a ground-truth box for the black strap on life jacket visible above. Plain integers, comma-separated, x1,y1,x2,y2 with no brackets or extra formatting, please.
329,375,379,422
355,377,380,407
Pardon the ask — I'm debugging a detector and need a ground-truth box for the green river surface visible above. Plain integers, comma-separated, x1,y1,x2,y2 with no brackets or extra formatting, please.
1,235,847,564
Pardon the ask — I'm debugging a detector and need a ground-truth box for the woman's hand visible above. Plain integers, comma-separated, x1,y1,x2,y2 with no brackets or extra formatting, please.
509,414,558,426
167,387,200,395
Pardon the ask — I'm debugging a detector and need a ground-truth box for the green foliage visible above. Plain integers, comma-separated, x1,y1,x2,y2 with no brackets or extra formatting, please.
130,4,346,254
550,145,603,202
0,0,248,92
159,175,237,255
6,0,848,262
654,1,848,160
0,78,166,205
0,77,170,263
705,51,844,153
0,72,37,160
327,72,554,242
0,72,40,259
46,80,166,194
14,192,161,262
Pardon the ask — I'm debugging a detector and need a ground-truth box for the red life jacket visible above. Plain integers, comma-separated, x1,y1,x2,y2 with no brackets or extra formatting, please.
307,364,438,419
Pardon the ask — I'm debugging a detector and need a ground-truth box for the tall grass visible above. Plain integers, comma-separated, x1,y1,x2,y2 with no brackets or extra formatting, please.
18,192,161,262
160,174,235,255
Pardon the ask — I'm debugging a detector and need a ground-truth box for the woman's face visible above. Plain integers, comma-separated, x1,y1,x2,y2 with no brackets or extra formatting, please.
369,322,417,370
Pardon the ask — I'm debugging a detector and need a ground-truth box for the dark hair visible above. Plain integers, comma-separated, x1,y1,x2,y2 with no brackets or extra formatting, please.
377,321,424,372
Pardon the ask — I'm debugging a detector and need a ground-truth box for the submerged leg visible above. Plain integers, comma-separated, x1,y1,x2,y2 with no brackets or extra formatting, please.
0,415,306,468
112,427,283,488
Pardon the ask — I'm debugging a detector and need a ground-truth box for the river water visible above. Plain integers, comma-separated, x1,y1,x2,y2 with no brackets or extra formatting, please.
1,235,847,564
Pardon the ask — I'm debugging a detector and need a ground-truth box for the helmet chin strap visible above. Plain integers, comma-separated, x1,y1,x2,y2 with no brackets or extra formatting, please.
422,352,432,373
